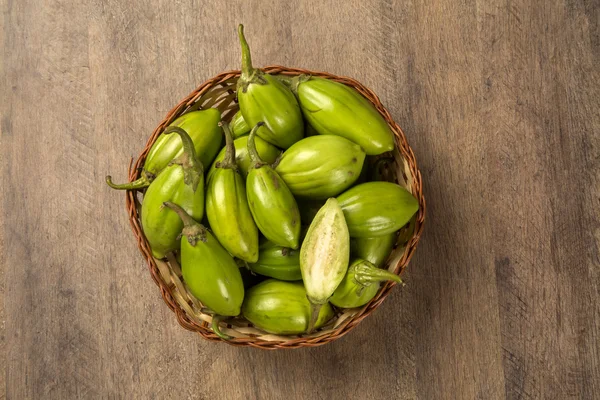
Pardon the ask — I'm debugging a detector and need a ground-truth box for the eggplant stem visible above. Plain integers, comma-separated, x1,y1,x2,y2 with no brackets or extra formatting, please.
162,202,206,246
217,121,237,170
307,302,323,334
163,202,195,228
238,24,253,79
163,126,203,192
105,173,151,191
247,122,266,168
212,315,234,340
270,151,283,169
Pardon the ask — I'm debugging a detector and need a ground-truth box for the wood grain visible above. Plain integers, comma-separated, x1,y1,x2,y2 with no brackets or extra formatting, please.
2,0,599,399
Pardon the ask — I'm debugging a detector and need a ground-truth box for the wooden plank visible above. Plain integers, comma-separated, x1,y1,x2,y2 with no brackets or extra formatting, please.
1,0,599,399
1,0,8,395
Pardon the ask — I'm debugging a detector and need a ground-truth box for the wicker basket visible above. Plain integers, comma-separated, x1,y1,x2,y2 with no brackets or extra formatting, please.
123,66,426,349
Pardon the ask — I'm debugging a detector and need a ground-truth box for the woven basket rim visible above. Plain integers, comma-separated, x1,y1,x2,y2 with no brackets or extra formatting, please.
123,65,426,349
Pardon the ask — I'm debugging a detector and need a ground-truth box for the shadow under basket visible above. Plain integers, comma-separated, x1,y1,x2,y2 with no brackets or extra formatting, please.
124,66,426,349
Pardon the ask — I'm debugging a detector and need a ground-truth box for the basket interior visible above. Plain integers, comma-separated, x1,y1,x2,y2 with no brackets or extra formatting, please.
125,67,425,349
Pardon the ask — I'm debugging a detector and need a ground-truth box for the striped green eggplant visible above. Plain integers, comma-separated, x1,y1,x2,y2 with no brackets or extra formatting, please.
206,122,258,263
236,25,304,149
336,182,419,237
246,124,301,249
275,135,366,199
351,233,396,267
230,110,251,138
106,109,221,190
140,127,204,259
248,240,302,281
242,280,334,335
282,75,395,155
164,202,244,317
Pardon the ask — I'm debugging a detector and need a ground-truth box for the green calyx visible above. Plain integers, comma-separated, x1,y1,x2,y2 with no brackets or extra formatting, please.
276,74,311,94
237,24,267,92
247,122,267,169
164,126,204,192
215,122,238,171
352,260,402,286
162,201,207,246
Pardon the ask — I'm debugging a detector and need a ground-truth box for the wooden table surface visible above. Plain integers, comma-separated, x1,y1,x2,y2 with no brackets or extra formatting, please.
2,0,599,399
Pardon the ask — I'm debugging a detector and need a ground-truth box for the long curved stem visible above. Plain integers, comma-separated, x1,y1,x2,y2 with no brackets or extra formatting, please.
247,122,266,169
163,201,206,246
238,24,253,79
163,201,195,228
212,315,233,340
164,126,197,166
105,173,151,191
164,126,203,192
217,121,237,170
307,302,323,334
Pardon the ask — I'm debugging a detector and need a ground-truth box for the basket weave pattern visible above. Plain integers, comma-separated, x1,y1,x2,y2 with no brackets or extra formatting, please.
124,66,426,349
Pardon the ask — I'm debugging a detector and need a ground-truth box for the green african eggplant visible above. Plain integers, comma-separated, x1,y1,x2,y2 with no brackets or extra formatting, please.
206,122,259,263
236,24,304,148
351,233,396,267
106,109,221,190
300,198,350,332
230,110,251,138
337,182,419,237
330,259,402,308
275,135,366,199
164,202,244,316
242,280,334,335
140,126,204,259
246,123,301,249
248,240,301,281
281,75,395,155
207,134,280,181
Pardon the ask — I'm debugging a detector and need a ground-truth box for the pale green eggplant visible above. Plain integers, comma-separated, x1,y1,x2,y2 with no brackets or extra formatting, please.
351,233,397,267
246,124,301,249
248,240,301,281
230,110,251,138
140,127,204,259
164,202,244,317
206,122,258,262
337,182,419,237
275,135,366,199
236,24,304,148
282,75,395,155
106,109,221,190
242,280,334,335
300,198,350,332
